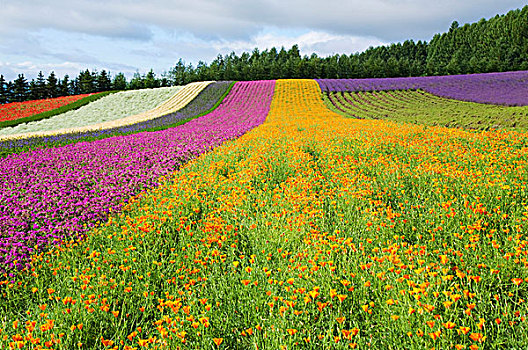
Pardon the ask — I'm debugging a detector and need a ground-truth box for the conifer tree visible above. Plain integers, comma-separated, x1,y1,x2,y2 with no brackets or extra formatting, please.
46,71,59,98
0,74,7,104
12,74,29,102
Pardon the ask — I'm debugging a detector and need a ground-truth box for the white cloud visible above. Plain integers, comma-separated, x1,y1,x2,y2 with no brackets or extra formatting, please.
0,0,525,80
0,61,85,80
211,30,386,57
0,0,525,42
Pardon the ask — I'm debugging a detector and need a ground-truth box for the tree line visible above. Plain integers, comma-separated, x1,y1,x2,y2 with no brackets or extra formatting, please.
1,5,527,103
0,69,171,104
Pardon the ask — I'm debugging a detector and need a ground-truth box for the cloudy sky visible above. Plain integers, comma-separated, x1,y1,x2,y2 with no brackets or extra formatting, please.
0,0,525,80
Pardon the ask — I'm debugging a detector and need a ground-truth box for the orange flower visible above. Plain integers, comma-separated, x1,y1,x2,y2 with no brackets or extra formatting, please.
470,275,482,283
459,327,470,335
213,338,223,346
101,337,114,347
137,338,149,347
361,305,369,313
469,333,485,343
512,278,523,286
443,321,456,329
308,290,319,299
241,279,251,286
286,328,298,336
429,330,441,340
127,331,138,341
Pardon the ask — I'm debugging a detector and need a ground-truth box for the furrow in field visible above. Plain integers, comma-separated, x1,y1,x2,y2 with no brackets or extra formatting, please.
324,89,528,130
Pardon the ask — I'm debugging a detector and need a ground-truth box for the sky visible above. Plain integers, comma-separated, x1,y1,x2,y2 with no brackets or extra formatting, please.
0,0,525,81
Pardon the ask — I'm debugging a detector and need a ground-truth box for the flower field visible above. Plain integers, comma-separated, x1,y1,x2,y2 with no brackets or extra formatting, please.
317,70,528,106
0,87,182,137
323,89,528,130
0,82,233,157
0,94,95,123
1,77,528,349
0,80,273,273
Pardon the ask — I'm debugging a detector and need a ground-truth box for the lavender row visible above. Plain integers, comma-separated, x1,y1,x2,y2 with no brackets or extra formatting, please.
0,82,233,157
316,71,528,106
0,80,275,274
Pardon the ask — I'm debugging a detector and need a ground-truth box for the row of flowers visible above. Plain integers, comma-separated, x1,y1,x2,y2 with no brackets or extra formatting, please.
317,70,528,106
0,86,183,138
0,94,94,123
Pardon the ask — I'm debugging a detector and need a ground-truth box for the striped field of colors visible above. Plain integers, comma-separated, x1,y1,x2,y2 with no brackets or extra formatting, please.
1,73,528,349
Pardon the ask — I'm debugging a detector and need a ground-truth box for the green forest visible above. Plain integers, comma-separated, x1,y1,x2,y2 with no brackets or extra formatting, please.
1,5,527,103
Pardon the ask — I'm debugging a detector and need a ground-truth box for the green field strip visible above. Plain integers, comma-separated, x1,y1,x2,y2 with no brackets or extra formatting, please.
365,91,402,111
338,93,377,118
327,93,362,116
372,90,415,108
324,89,528,131
342,91,378,112
354,91,397,112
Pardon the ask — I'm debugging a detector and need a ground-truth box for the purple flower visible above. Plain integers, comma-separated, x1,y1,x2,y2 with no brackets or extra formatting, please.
317,71,528,106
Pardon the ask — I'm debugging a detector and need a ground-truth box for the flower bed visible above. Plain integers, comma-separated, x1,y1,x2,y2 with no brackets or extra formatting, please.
317,70,528,106
0,86,182,137
0,94,94,122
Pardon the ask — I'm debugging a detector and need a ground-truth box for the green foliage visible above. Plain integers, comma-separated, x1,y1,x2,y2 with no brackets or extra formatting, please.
427,6,528,75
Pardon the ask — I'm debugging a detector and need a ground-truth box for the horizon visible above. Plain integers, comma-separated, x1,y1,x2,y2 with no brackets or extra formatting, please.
0,1,526,81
